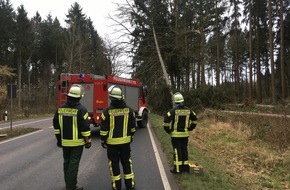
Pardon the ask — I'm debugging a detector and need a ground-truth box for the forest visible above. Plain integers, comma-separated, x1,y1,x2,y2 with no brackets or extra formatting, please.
0,0,289,116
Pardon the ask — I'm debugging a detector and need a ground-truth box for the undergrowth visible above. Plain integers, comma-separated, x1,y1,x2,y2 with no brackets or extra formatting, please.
150,110,290,190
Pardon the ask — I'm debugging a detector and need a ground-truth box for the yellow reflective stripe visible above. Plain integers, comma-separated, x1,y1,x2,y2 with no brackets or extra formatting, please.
191,120,197,124
124,158,134,179
174,148,178,164
186,114,189,130
124,173,134,179
163,122,170,127
58,115,63,136
81,131,91,137
109,160,113,176
185,116,189,132
173,109,191,132
174,148,182,173
171,131,189,137
175,110,190,115
123,113,128,136
112,174,121,181
73,116,77,140
101,113,106,120
108,108,129,115
167,112,171,117
109,115,115,138
107,136,131,144
176,160,182,164
83,112,88,120
107,108,130,142
100,130,108,136
58,108,78,115
174,115,178,130
54,129,60,134
184,160,189,164
58,107,79,140
62,139,85,146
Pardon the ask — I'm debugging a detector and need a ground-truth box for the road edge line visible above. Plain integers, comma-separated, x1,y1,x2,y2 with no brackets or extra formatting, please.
147,124,171,190
0,129,43,145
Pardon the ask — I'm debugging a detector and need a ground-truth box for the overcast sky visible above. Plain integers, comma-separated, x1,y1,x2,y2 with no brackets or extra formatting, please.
9,0,123,38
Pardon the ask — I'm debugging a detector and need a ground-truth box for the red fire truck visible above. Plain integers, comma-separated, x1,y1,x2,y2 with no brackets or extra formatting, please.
57,73,149,128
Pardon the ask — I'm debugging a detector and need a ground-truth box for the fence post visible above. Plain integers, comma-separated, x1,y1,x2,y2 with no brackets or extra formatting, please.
4,110,8,122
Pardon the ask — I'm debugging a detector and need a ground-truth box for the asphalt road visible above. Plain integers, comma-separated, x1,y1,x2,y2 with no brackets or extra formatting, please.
0,117,179,190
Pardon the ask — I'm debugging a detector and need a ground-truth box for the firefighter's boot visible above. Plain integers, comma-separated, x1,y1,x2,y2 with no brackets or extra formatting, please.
112,180,122,190
181,164,190,173
170,166,181,174
125,179,135,190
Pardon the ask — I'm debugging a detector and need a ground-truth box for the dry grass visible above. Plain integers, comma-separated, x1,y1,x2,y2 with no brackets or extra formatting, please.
0,128,39,141
191,111,290,190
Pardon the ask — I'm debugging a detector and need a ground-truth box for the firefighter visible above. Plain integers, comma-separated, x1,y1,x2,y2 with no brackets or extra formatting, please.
53,84,91,190
100,85,136,190
163,92,197,174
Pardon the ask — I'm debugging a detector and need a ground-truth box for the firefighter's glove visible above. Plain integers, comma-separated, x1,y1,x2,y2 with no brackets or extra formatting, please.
130,136,133,143
188,124,196,131
85,142,91,149
56,141,62,148
164,127,171,134
56,134,62,147
101,141,107,149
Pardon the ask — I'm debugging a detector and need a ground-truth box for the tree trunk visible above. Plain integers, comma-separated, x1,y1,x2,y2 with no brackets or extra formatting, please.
269,0,276,103
234,1,239,100
216,0,220,86
152,26,171,88
280,0,286,100
191,61,196,89
256,27,262,103
200,29,206,86
249,0,253,100
17,49,22,110
185,35,190,91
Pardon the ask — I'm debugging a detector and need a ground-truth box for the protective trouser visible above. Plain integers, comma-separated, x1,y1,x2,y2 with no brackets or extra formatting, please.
62,146,84,190
171,137,189,173
107,143,135,190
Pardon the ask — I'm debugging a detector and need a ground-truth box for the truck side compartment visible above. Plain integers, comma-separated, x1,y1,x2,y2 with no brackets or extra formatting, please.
57,73,149,128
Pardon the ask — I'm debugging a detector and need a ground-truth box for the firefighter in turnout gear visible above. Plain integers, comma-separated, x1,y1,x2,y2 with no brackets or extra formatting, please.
100,85,136,190
53,84,91,190
163,92,197,174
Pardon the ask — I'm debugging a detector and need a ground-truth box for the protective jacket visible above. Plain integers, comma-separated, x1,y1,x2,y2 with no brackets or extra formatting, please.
100,100,136,144
163,103,197,138
53,98,91,147
100,99,136,190
163,103,197,173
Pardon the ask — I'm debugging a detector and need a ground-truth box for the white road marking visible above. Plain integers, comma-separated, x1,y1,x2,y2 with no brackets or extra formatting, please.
0,129,43,145
0,118,52,130
147,124,171,190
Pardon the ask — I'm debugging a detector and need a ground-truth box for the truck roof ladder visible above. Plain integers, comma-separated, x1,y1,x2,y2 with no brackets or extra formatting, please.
59,73,71,104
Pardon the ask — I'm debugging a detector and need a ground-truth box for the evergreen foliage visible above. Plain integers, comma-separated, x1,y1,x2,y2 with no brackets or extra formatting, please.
0,0,289,115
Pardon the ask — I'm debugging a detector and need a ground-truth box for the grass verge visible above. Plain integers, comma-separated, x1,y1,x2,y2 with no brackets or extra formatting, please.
0,128,39,142
149,111,290,190
150,113,237,190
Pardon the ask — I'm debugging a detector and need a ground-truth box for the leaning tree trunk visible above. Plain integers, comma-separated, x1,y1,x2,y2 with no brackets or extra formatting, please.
152,26,171,89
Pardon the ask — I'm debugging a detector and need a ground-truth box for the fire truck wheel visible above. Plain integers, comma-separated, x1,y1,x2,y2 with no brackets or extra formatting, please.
137,110,148,128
